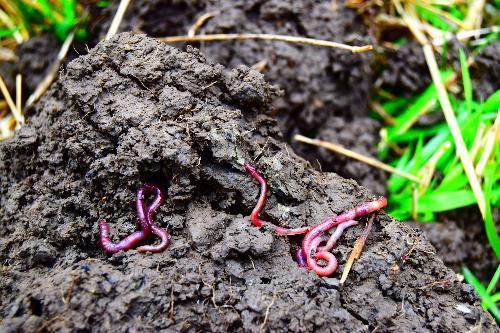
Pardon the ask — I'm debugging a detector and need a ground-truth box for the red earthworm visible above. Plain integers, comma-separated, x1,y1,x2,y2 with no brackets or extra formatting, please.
244,161,387,276
136,225,171,253
317,220,358,253
244,161,309,235
302,197,387,276
295,248,307,268
99,184,170,254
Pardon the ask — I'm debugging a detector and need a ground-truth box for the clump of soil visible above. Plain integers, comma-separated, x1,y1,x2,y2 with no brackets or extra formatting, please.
472,41,500,101
412,206,498,283
381,41,431,95
0,33,495,332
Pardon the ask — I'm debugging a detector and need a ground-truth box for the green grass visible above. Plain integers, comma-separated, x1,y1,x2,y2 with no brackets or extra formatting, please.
371,0,500,317
463,266,500,321
1,0,89,43
376,56,499,238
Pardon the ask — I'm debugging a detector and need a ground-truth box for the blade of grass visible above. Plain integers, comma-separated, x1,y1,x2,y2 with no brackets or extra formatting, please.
481,90,500,113
486,265,500,295
459,49,473,113
483,165,500,258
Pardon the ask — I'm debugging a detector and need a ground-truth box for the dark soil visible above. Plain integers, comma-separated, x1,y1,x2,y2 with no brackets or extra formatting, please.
92,0,383,193
472,41,500,101
0,33,496,332
412,206,499,283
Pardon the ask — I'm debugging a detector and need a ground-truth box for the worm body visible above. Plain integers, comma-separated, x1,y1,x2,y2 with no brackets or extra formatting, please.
99,184,170,254
244,161,387,276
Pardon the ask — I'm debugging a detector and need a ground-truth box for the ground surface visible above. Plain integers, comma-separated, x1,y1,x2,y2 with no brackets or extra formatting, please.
0,33,496,332
93,0,496,282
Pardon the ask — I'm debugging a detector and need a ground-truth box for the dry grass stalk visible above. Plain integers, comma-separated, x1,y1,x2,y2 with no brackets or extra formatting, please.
475,113,499,177
422,44,486,218
25,28,75,110
340,215,375,284
393,0,487,218
463,0,486,30
0,73,22,126
15,74,21,116
105,0,131,40
188,11,218,37
294,134,423,184
159,34,373,53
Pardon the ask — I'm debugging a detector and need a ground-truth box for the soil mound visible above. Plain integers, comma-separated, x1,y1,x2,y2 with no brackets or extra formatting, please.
94,0,383,192
0,33,495,332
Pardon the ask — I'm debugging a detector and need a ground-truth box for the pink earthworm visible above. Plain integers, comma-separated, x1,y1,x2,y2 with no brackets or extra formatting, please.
244,161,309,235
244,161,387,276
99,184,170,254
317,220,358,253
302,197,387,276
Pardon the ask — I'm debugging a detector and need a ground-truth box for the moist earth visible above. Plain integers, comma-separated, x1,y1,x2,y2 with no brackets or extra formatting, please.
93,0,383,193
0,33,496,332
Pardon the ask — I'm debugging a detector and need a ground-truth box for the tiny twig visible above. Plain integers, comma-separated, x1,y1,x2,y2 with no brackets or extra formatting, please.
294,134,423,184
371,102,396,126
25,28,76,111
260,292,276,331
169,284,175,319
188,11,218,37
105,0,131,40
340,215,375,284
159,33,373,53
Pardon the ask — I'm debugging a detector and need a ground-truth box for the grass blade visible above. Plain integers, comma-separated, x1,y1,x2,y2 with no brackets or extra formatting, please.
459,49,473,113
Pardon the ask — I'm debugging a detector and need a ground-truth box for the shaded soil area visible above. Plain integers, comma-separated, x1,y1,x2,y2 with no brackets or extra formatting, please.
0,33,496,332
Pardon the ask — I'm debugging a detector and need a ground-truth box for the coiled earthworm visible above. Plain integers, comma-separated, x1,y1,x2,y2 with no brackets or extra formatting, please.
244,161,387,276
301,197,387,276
99,184,170,254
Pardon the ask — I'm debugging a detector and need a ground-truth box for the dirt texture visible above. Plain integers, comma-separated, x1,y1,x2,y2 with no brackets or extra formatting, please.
381,41,431,95
0,33,495,332
411,206,499,284
472,41,500,101
90,0,383,193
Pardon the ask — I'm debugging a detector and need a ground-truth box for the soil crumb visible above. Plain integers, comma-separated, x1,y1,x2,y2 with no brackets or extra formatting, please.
0,33,496,332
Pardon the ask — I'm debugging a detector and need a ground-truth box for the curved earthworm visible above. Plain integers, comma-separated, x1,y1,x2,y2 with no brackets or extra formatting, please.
244,161,310,235
99,184,170,254
244,161,387,276
302,197,387,276
136,225,172,253
317,220,358,253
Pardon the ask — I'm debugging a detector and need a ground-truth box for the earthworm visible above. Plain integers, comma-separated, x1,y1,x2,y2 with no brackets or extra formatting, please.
244,161,309,235
302,197,387,276
317,220,358,253
295,249,307,268
99,184,170,254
